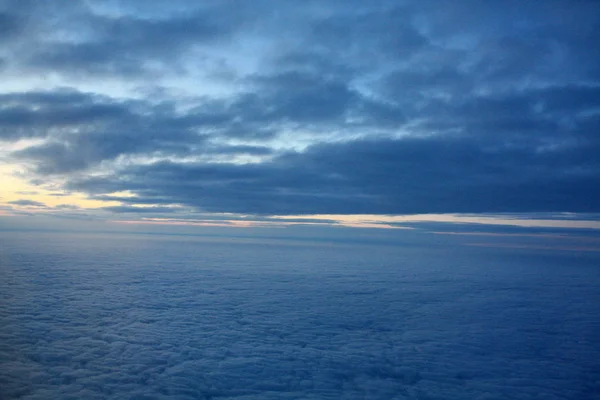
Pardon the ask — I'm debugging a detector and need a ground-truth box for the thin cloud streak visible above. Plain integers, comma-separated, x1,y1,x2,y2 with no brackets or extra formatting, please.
273,214,600,230
466,242,600,253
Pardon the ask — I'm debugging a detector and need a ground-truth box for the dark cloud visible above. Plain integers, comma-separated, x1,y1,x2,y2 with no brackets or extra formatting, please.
0,11,23,42
54,204,81,210
91,194,175,205
0,90,133,140
100,205,179,214
14,129,196,175
28,12,230,77
5,80,395,173
8,199,47,207
246,72,359,123
309,4,428,64
3,90,205,172
68,122,600,215
1,0,599,216
0,0,237,77
204,144,274,156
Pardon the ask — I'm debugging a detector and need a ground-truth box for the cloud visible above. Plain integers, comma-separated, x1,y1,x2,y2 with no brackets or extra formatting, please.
54,204,81,210
1,230,599,398
0,0,599,219
0,0,237,78
0,90,132,140
67,125,600,215
100,205,179,214
8,82,599,215
4,90,205,173
0,10,23,42
27,12,230,77
8,199,47,207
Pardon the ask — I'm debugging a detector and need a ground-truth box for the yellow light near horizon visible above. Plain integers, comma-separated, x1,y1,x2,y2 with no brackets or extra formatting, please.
0,164,120,210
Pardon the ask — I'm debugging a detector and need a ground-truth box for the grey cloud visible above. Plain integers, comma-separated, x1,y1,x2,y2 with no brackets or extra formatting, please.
1,0,599,217
5,90,205,172
0,90,134,140
54,204,81,210
273,50,355,82
0,11,23,41
15,143,86,174
309,4,428,64
28,13,228,77
6,78,395,173
91,194,175,206
204,145,274,156
8,199,47,207
246,72,359,123
0,0,237,78
68,126,600,215
15,133,194,174
100,205,179,214
213,70,406,135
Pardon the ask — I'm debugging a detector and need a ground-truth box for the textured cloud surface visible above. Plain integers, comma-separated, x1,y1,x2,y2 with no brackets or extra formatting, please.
1,0,599,217
1,231,599,399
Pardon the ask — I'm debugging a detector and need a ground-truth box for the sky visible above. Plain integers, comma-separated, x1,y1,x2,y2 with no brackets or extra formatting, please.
1,0,600,233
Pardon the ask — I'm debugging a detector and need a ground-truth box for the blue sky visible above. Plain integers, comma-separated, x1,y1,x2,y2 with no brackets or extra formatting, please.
1,0,599,232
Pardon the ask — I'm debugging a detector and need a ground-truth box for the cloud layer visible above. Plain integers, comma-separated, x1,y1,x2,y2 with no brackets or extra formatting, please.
1,231,599,399
1,0,599,216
